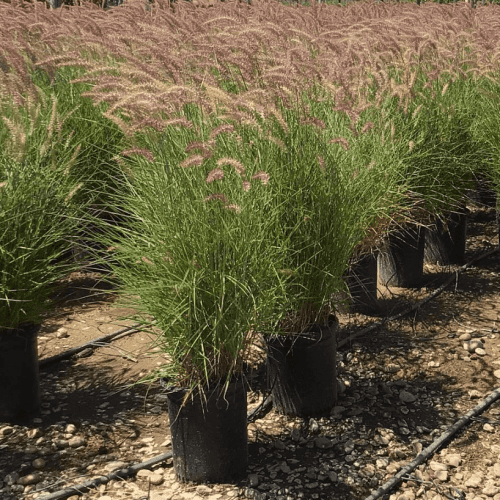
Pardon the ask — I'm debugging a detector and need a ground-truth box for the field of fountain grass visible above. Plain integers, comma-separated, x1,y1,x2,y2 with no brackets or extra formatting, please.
1,0,500,378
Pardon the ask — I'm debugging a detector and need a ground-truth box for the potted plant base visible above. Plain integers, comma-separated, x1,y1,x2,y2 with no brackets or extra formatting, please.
166,378,248,483
378,224,425,288
424,210,468,266
265,320,338,418
346,253,379,314
0,323,41,422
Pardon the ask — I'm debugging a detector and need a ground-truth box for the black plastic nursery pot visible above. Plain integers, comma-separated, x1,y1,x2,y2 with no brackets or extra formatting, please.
424,210,468,266
265,320,338,418
468,175,497,208
166,378,248,484
346,253,379,314
378,224,425,288
0,323,41,422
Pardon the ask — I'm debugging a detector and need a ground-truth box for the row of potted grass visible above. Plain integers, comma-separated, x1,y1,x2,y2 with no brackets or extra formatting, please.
1,63,499,482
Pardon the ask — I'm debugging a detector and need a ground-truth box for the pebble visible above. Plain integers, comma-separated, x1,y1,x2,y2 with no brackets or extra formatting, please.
484,423,495,432
68,436,86,448
492,464,500,478
0,426,14,437
464,339,483,353
274,439,286,450
399,491,416,500
56,327,69,338
26,428,41,439
32,458,46,469
430,461,449,471
459,333,472,341
196,484,213,496
445,454,462,467
327,471,338,482
483,482,500,497
5,472,19,485
105,461,128,472
469,390,483,399
465,473,483,488
315,436,334,449
148,474,163,485
434,470,448,482
17,473,41,485
309,419,320,433
399,390,417,403
65,424,77,434
248,474,259,487
475,348,487,356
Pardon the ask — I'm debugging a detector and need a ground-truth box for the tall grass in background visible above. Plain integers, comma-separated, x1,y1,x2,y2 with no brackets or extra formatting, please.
2,0,500,362
468,74,500,207
0,95,94,328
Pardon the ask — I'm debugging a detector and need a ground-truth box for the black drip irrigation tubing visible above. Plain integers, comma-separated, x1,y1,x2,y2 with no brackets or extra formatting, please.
36,397,274,500
338,246,499,349
363,385,500,500
36,246,499,500
39,322,155,369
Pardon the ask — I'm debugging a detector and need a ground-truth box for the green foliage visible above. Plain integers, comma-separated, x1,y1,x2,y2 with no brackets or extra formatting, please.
0,96,93,328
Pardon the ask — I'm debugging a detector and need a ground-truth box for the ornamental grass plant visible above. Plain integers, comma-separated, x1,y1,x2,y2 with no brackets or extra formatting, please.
86,89,412,391
0,95,93,329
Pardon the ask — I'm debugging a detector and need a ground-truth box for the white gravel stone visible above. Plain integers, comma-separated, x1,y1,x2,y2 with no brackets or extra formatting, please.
105,461,128,472
248,474,259,487
4,472,19,485
434,470,448,482
484,423,495,432
399,391,417,404
196,485,213,496
17,473,41,486
494,370,500,379
492,464,500,478
465,473,483,488
327,471,338,482
315,437,334,449
469,390,483,399
148,474,163,485
32,459,46,469
483,482,500,497
467,339,484,352
430,462,449,472
56,328,69,338
475,348,487,356
445,454,462,467
68,436,86,448
459,333,472,341
399,491,416,500
0,426,14,437
26,429,41,439
65,424,76,434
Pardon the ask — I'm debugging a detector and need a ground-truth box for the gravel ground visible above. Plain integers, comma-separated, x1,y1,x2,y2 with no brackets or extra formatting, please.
1,206,500,500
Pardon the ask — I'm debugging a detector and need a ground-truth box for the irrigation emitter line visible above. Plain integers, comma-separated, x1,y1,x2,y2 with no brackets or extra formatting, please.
39,322,155,368
363,385,500,500
337,246,499,349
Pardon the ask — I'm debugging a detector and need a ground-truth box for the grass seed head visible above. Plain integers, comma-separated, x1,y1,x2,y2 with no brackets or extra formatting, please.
251,171,270,185
181,154,205,169
206,168,225,183
216,157,245,176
